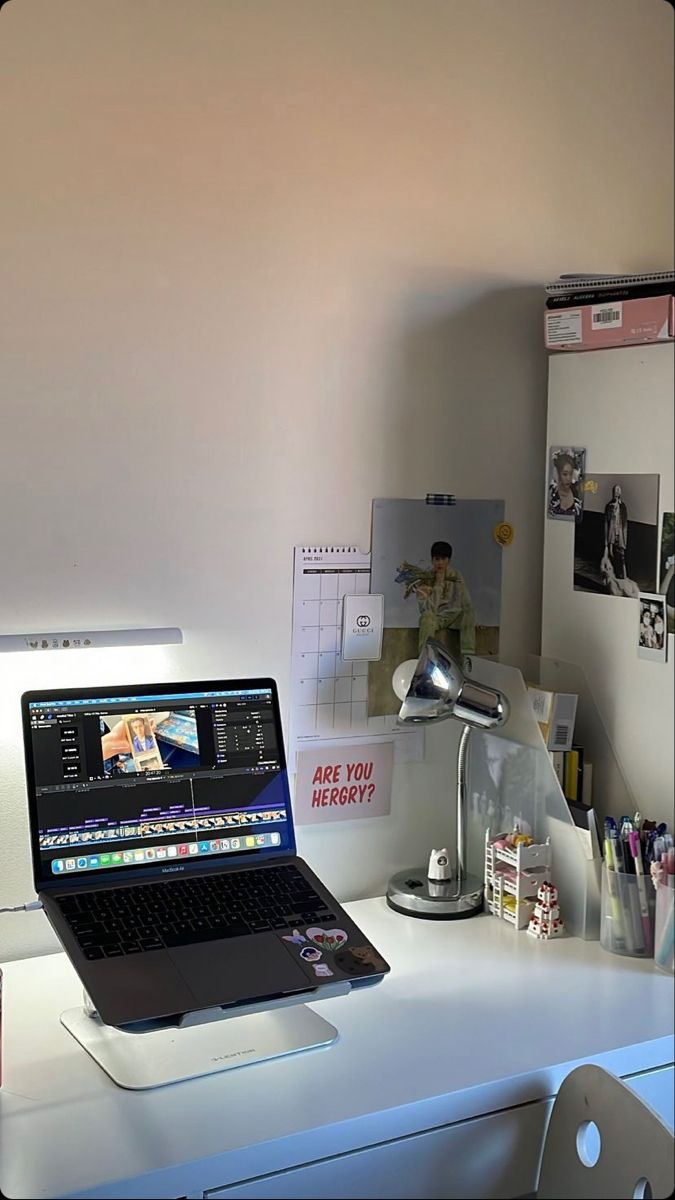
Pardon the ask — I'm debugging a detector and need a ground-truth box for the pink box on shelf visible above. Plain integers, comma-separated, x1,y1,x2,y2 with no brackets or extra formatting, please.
545,293,674,351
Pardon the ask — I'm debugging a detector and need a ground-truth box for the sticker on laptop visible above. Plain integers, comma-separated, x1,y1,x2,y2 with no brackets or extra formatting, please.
282,929,306,944
313,963,333,977
299,945,322,962
305,927,348,952
333,946,389,975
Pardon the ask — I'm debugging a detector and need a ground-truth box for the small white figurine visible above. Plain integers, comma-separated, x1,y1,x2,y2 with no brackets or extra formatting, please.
428,847,452,882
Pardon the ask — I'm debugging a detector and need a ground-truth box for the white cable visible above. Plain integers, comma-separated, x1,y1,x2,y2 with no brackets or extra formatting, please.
0,900,43,914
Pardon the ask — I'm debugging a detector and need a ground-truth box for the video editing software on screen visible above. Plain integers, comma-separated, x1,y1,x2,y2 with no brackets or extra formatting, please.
28,687,292,880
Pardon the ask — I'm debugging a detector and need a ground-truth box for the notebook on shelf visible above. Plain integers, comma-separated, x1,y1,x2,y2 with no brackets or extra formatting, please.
546,270,674,295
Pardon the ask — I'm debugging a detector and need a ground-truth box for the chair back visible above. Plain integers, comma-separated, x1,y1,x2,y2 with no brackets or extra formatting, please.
537,1063,674,1199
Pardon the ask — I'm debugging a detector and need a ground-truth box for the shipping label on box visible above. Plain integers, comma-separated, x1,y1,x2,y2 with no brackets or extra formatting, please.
545,294,674,351
527,685,578,751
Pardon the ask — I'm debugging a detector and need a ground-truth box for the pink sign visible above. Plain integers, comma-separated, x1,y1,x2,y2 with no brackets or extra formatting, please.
294,742,394,825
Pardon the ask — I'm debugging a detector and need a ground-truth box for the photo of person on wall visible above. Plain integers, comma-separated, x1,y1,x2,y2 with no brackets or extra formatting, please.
368,498,503,718
547,446,585,522
402,540,477,657
574,473,659,598
604,484,629,579
658,511,674,634
637,594,668,663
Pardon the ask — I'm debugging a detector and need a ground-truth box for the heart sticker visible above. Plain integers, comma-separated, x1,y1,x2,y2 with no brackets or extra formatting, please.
306,927,348,952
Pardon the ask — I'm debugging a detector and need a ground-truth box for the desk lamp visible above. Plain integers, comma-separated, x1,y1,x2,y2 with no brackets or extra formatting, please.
386,638,509,919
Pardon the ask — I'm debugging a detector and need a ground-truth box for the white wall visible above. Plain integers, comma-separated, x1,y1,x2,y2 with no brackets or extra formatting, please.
1,0,673,961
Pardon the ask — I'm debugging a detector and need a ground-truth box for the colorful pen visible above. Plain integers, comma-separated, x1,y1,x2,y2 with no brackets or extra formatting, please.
629,830,652,954
610,827,637,953
604,826,626,952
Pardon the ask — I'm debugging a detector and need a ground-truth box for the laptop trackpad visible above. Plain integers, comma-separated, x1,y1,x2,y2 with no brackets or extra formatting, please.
170,935,309,1009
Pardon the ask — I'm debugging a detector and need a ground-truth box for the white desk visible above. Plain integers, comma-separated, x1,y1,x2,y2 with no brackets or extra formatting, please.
1,897,673,1200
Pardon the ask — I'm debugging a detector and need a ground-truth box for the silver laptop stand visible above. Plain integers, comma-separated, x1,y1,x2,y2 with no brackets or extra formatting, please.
61,985,346,1089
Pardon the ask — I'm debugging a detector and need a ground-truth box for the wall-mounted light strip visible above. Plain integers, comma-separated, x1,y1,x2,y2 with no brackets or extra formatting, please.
0,628,183,653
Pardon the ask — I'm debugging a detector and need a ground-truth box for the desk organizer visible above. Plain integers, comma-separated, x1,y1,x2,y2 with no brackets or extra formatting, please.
600,863,655,959
484,829,552,929
465,654,635,940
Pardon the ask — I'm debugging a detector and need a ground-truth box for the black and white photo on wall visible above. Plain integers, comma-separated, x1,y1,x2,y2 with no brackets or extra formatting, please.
659,511,674,634
573,473,659,598
637,593,667,663
547,446,585,521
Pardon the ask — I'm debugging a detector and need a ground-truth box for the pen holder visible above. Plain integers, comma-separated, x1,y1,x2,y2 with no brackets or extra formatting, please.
600,864,655,958
654,882,675,975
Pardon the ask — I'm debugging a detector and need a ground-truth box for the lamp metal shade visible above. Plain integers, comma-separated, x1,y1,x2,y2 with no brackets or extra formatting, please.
397,639,508,730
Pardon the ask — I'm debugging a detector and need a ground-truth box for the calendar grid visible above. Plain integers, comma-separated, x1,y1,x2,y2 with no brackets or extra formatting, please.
290,546,395,754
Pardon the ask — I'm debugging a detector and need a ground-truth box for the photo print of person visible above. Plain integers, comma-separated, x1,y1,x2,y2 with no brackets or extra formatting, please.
547,446,585,522
573,473,659,598
659,511,674,634
100,708,200,776
638,594,667,663
127,715,156,756
368,498,504,717
136,755,165,771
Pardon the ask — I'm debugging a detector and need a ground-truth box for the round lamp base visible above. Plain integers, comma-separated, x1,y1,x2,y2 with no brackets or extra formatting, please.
386,868,484,920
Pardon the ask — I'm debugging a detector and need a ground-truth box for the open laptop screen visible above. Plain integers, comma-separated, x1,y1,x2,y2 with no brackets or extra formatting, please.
22,679,295,888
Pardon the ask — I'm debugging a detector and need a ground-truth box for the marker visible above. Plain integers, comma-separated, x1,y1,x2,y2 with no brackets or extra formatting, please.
604,830,626,952
609,828,635,954
629,831,652,955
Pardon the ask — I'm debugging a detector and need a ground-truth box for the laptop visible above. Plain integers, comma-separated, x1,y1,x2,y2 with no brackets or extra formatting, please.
22,677,390,1027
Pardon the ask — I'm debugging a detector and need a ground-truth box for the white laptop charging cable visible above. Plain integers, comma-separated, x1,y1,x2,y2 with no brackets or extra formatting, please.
1,899,45,1099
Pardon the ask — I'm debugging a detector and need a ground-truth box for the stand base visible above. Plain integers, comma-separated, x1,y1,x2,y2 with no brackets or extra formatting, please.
386,868,484,919
61,1003,338,1089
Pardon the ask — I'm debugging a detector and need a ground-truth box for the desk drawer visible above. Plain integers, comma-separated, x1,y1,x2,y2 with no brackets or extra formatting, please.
205,1100,552,1200
625,1065,675,1131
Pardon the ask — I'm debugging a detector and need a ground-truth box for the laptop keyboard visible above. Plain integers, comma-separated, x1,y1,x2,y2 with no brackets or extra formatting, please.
58,864,337,960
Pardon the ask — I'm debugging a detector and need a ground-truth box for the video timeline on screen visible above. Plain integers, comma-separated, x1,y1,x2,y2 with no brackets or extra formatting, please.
38,766,291,851
40,806,288,851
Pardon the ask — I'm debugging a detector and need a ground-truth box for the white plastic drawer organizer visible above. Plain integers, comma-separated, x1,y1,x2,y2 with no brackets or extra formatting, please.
485,829,552,929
